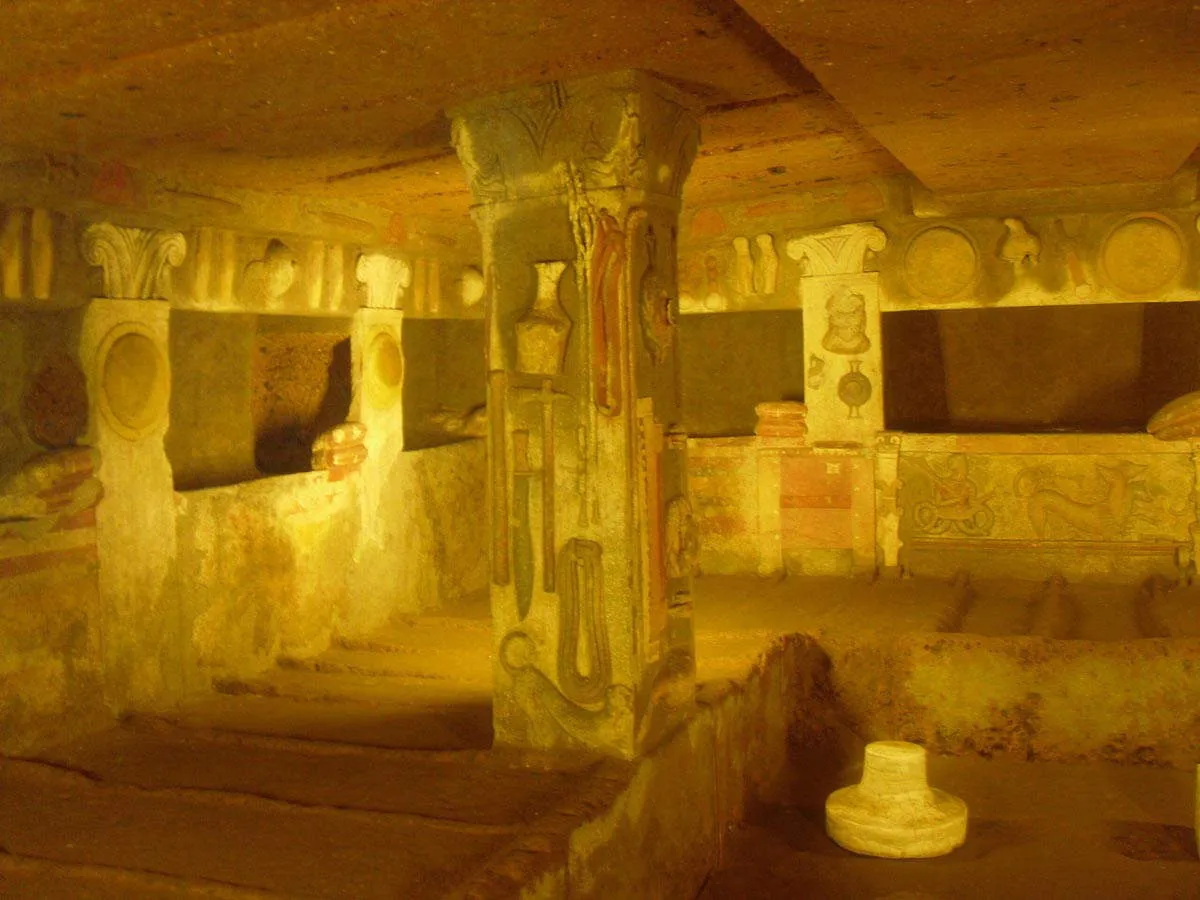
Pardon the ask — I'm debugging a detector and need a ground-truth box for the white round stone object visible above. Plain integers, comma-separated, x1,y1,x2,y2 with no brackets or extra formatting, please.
826,741,968,859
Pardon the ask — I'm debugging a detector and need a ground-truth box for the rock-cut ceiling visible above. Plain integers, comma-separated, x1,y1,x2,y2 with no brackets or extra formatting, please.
0,0,1196,223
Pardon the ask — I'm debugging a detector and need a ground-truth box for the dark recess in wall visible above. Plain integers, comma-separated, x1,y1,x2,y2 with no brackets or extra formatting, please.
167,311,257,490
1141,301,1200,416
679,311,805,437
884,303,1199,434
882,309,950,432
403,318,487,451
253,317,353,476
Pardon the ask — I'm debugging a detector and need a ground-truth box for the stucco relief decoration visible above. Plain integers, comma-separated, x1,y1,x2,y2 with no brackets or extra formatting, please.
807,354,826,389
999,218,1041,268
355,252,412,310
365,328,404,410
665,496,699,579
787,223,887,280
822,286,871,355
1014,461,1174,540
1,207,54,300
1148,391,1200,441
506,81,565,161
1099,213,1185,298
902,455,995,537
555,538,612,706
82,222,186,300
515,260,571,376
1054,217,1093,298
23,351,88,449
658,99,700,198
240,239,297,310
0,447,102,542
498,628,632,756
899,452,1193,546
732,233,780,298
902,225,978,301
311,421,368,472
583,92,645,187
569,171,627,415
838,361,872,418
638,226,675,363
96,322,169,440
460,266,485,309
450,117,506,201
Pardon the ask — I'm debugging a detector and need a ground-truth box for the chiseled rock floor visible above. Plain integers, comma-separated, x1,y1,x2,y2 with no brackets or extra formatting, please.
2,575,1198,897
0,604,630,899
700,753,1198,900
694,575,1200,900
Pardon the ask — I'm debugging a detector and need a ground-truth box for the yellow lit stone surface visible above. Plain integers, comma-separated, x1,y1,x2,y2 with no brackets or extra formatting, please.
1,6,1200,896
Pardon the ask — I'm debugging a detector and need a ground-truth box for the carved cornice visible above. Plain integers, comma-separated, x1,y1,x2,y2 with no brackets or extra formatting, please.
82,222,187,300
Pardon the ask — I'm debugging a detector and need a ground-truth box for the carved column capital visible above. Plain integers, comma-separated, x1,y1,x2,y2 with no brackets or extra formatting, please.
82,222,186,300
450,70,699,206
355,252,412,309
786,222,887,278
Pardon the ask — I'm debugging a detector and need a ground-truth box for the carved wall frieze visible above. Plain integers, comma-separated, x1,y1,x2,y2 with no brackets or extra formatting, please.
899,448,1193,549
901,225,979,301
82,222,186,300
1099,213,1185,298
1,207,54,300
1000,217,1041,267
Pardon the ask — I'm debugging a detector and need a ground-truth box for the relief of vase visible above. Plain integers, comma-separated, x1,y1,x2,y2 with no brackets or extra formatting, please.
515,260,571,376
838,359,872,418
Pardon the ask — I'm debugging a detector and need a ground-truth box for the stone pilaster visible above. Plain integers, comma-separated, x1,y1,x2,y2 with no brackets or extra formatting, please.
80,223,185,707
874,432,903,575
451,71,700,757
787,223,888,446
344,260,408,631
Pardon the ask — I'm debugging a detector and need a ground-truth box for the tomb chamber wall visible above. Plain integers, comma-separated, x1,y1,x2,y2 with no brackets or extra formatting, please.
0,200,487,754
678,176,1200,582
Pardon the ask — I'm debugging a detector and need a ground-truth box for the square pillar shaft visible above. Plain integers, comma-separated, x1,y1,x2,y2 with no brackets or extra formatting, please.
80,222,186,706
451,71,700,757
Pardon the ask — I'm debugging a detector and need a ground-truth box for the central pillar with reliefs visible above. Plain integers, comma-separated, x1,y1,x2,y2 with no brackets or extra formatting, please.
451,71,700,758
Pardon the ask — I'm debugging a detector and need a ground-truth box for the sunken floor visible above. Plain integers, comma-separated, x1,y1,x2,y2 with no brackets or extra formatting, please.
2,576,1199,897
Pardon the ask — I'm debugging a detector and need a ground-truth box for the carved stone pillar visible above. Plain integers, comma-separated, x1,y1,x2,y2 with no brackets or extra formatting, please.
787,223,888,446
451,71,700,757
874,432,903,575
80,223,185,707
352,253,408,453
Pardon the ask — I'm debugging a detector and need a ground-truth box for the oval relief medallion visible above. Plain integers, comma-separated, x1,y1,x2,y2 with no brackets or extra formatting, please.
1100,214,1184,297
903,226,978,301
366,329,404,409
98,325,169,439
